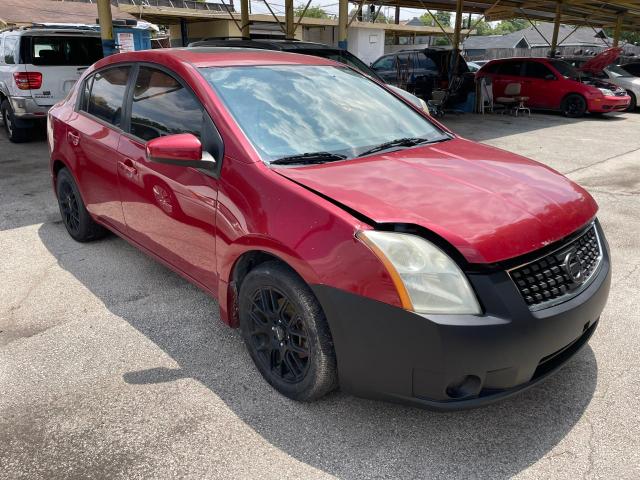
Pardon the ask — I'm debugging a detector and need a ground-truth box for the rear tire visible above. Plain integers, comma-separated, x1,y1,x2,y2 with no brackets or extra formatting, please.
1,100,30,143
56,168,107,242
239,261,338,401
561,94,587,118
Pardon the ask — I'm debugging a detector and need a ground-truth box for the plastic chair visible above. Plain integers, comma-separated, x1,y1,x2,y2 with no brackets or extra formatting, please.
495,83,530,116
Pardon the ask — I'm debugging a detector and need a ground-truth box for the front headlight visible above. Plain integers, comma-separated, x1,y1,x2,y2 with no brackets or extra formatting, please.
598,88,614,96
357,231,481,315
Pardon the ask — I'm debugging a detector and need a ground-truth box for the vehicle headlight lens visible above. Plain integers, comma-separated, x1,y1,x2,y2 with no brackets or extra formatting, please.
598,88,614,96
357,231,481,314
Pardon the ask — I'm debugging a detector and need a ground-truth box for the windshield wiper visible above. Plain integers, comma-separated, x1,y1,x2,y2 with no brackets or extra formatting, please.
357,135,451,158
271,152,347,165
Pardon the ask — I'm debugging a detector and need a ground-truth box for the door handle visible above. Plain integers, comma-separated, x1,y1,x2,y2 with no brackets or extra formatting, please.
118,158,138,177
67,131,80,146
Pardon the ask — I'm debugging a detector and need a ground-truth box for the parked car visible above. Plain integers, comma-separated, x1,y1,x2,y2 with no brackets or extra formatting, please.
621,62,640,77
48,49,610,409
563,48,640,110
476,56,630,117
370,47,476,105
188,38,429,112
0,26,102,142
466,61,483,72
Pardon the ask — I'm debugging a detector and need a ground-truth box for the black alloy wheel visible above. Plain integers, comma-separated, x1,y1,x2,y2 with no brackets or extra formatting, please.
562,94,587,118
239,261,338,401
58,179,81,236
247,286,310,383
55,168,107,242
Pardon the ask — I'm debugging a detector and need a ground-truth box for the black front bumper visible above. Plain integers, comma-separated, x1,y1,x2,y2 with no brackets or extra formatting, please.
312,228,611,410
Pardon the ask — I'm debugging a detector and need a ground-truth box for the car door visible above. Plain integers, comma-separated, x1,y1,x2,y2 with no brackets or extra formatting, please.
521,60,556,108
413,51,439,99
65,65,131,232
371,55,397,85
117,65,221,290
493,60,524,98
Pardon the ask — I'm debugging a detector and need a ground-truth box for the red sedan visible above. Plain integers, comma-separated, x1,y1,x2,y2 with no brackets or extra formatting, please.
48,49,610,409
477,56,630,117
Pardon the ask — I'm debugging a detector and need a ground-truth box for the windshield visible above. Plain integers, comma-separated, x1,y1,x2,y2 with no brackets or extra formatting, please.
605,64,633,78
30,36,103,66
550,60,579,80
200,65,445,162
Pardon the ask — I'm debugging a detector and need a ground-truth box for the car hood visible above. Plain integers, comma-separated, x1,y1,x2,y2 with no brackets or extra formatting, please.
609,75,640,91
274,138,598,264
580,47,623,73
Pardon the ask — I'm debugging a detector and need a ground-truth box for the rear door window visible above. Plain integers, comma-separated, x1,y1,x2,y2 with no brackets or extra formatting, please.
415,53,438,72
372,56,395,70
524,61,554,79
497,61,523,77
129,67,204,142
30,36,102,66
86,66,131,127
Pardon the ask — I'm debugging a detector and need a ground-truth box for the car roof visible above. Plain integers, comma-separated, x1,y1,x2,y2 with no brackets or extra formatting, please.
94,47,339,70
1,28,100,37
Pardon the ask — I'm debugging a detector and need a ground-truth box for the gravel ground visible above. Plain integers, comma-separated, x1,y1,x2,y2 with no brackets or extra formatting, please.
1,111,639,480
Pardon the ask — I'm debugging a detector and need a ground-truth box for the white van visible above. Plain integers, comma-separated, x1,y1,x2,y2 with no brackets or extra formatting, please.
0,26,102,142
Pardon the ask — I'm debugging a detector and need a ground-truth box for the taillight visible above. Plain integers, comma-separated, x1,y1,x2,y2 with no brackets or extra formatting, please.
13,72,43,90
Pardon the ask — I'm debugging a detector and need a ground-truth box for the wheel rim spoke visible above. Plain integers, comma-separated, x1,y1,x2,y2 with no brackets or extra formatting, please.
247,286,311,384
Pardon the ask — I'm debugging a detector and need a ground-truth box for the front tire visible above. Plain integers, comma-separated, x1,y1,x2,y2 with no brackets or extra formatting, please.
1,100,30,143
56,168,107,242
561,94,587,118
239,261,338,401
626,91,637,111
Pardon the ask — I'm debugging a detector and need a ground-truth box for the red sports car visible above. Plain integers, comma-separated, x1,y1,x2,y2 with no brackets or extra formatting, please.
48,49,610,409
477,55,630,117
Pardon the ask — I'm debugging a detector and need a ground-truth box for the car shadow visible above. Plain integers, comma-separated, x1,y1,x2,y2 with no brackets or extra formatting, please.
38,221,598,479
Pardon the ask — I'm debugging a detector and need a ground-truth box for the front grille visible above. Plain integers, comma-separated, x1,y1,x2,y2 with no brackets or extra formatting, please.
509,225,602,310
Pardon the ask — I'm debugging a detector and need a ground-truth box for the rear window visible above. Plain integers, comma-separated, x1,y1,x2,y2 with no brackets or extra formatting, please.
29,36,102,66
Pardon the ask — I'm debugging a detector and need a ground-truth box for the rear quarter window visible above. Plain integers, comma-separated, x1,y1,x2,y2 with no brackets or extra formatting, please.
2,35,20,64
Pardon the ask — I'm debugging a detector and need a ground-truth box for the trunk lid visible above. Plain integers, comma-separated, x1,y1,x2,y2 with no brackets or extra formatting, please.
274,138,598,264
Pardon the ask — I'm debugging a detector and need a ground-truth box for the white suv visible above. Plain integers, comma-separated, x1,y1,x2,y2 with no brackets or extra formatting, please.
0,26,102,142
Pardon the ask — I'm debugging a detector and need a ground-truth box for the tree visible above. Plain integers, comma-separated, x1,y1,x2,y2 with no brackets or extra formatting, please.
294,4,329,19
420,11,452,28
492,19,528,34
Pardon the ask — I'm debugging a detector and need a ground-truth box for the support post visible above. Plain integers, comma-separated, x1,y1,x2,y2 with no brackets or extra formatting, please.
97,0,116,56
452,0,464,51
550,1,562,56
394,6,400,44
180,19,189,47
240,0,250,39
338,0,348,49
285,0,294,39
613,14,623,47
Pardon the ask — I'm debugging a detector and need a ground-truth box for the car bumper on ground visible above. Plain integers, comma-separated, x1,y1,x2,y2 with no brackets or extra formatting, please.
312,224,611,410
588,95,631,112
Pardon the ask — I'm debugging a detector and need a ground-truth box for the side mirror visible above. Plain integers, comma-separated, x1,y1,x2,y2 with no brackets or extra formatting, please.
545,74,556,80
146,133,216,171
